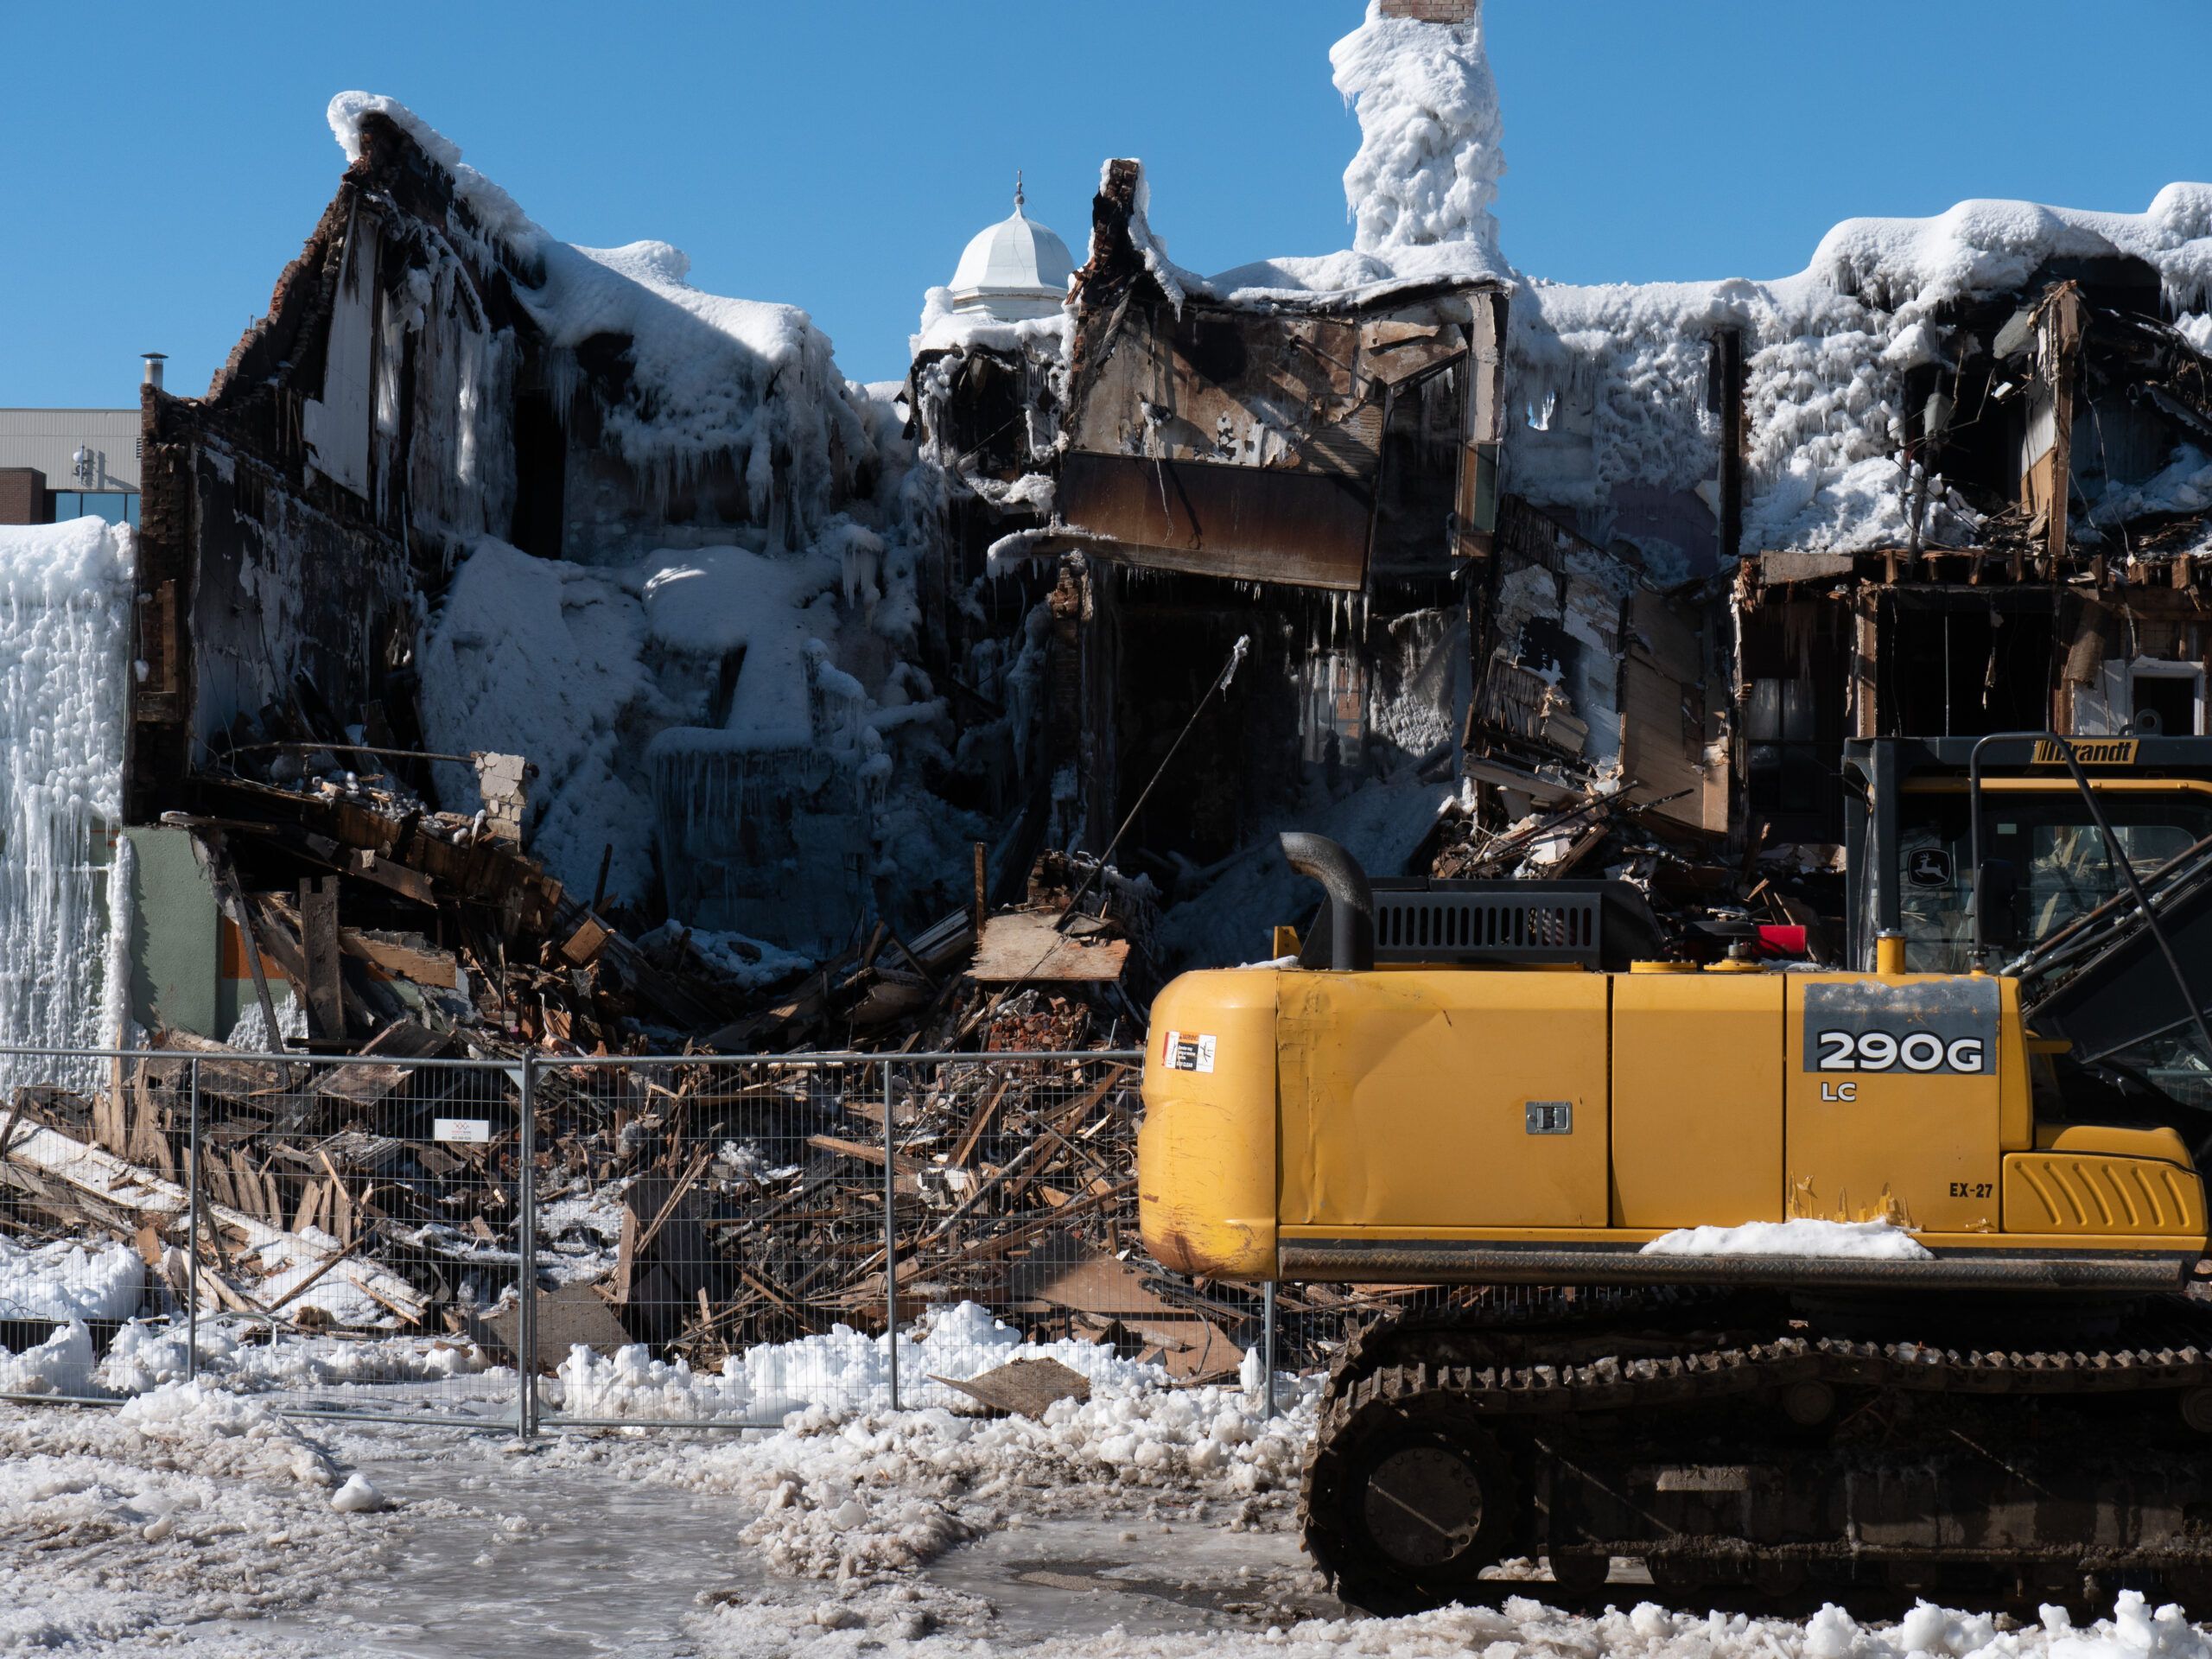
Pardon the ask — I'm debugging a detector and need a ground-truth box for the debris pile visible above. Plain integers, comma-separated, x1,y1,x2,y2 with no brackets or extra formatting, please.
0,835,1249,1386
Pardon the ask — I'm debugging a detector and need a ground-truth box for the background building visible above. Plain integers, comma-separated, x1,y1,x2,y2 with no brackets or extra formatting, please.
0,359,159,525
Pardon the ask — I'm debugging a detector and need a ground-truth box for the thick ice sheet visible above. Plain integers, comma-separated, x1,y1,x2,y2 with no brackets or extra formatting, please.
0,519,135,1092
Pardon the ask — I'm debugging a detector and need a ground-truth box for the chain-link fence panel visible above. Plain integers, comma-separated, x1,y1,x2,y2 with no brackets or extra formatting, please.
881,1053,1263,1408
0,1043,1351,1433
527,1054,917,1427
528,1051,1268,1427
0,1046,524,1422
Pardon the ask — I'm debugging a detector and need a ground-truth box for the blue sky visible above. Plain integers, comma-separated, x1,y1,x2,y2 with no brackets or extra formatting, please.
5,1,2209,404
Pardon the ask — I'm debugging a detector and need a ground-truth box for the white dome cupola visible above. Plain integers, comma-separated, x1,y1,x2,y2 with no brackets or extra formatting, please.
948,175,1074,321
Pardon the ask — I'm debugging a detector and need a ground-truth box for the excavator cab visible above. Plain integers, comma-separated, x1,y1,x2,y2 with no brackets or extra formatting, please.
1850,735,2212,1125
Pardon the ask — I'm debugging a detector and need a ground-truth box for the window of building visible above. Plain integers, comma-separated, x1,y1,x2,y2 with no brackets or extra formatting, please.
1745,677,1821,813
2128,661,2203,736
48,491,139,528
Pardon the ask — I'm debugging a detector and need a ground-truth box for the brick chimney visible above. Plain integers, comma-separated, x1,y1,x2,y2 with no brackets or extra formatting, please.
1380,0,1477,19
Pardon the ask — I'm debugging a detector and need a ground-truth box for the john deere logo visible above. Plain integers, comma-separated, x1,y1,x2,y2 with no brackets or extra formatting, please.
2033,738,2139,766
1907,849,1953,888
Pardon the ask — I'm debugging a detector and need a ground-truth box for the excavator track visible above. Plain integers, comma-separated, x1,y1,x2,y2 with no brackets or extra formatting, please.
1300,1294,2212,1618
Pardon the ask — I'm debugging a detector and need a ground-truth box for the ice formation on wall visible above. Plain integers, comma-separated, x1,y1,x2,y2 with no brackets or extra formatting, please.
327,92,988,957
0,520,135,1093
1175,4,1510,307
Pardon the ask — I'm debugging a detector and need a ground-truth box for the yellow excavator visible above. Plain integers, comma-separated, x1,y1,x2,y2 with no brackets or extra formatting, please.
1138,734,2212,1615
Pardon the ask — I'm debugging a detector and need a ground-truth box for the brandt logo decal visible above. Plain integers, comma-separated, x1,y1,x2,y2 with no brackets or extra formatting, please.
2035,738,2139,766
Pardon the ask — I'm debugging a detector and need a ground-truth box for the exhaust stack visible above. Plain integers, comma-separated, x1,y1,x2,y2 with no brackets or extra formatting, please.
1281,832,1374,972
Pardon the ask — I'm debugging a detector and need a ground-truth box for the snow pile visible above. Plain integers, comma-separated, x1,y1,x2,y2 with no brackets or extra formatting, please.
0,519,136,1096
330,92,873,512
0,1381,354,1649
0,1235,143,1323
1642,1217,1933,1261
913,286,1072,364
556,1300,1171,1423
418,528,976,947
531,238,873,518
329,1471,387,1513
94,1317,493,1397
0,1319,99,1397
1510,183,2212,568
1810,184,2212,317
690,1589,2212,1659
552,1311,1313,1581
416,537,661,905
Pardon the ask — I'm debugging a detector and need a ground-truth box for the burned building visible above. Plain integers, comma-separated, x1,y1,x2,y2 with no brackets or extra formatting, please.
12,0,2212,1077
108,92,1051,1057
908,0,2212,975
910,2,1724,961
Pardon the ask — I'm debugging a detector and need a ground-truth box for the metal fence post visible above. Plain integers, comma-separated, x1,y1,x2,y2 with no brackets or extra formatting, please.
517,1052,539,1440
1262,1280,1279,1418
186,1057,201,1385
882,1058,900,1414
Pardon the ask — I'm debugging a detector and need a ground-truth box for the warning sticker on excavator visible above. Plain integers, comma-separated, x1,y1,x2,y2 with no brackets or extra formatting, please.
1802,978,1998,1076
1161,1031,1217,1074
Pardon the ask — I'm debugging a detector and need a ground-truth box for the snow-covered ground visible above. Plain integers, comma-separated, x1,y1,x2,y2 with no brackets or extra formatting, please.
0,1286,2203,1656
6,1371,2212,1658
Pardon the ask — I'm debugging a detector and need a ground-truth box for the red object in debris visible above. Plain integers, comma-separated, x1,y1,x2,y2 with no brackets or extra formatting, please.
1755,925,1808,959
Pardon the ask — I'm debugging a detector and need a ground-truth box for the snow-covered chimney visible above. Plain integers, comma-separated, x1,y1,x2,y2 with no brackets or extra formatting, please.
1332,0,1504,264
141,353,166,391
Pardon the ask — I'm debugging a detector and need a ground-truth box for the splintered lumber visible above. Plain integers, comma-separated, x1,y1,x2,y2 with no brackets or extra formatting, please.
340,928,461,988
143,1034,290,1109
969,912,1131,984
308,1020,453,1126
931,1357,1091,1418
261,1235,365,1317
950,1076,1012,1168
559,914,613,968
347,848,436,906
894,1179,1135,1287
805,1135,925,1195
298,878,344,1040
0,1122,424,1325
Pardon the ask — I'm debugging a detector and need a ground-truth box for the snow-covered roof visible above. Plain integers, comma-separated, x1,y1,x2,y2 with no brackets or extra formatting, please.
325,91,872,514
948,188,1074,321
1509,184,2212,563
